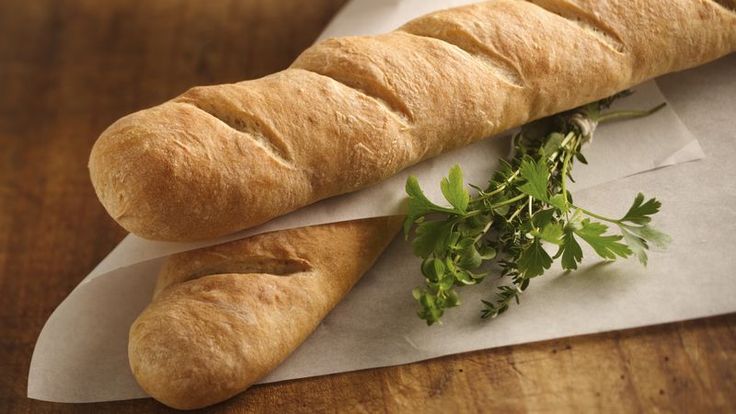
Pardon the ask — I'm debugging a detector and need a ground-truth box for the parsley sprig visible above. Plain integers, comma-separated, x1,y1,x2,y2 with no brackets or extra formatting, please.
404,92,671,325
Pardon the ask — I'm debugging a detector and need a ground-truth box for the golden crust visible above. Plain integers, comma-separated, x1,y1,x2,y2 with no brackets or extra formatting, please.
89,0,736,241
128,216,403,410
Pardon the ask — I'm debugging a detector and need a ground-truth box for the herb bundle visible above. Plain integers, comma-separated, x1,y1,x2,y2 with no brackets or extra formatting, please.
404,92,671,325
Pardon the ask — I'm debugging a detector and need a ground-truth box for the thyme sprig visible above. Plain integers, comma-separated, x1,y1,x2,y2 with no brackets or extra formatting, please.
404,92,670,325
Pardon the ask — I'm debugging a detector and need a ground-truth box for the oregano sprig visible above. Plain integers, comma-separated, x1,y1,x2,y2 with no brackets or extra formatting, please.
404,92,671,325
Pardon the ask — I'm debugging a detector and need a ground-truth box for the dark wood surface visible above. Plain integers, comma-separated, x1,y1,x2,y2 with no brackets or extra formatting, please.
1,1,734,412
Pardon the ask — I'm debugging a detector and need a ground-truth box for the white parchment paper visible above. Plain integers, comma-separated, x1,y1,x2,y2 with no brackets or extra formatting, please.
28,0,734,403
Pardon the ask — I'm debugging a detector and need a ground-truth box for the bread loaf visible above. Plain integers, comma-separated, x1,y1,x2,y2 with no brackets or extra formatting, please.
90,0,736,241
128,216,402,409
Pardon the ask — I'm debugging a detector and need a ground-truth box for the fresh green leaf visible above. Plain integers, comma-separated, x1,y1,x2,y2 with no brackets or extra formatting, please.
445,289,460,307
549,193,568,212
416,291,443,325
532,208,556,228
575,151,588,164
620,193,662,225
440,165,470,213
421,257,446,282
493,203,511,216
557,230,583,270
437,272,455,290
478,245,497,260
457,239,483,269
619,224,671,265
574,219,632,260
631,224,671,249
517,157,550,202
541,132,565,157
517,239,553,277
404,175,455,235
412,220,452,258
620,227,649,265
405,176,433,207
536,222,564,245
455,270,476,285
458,214,491,237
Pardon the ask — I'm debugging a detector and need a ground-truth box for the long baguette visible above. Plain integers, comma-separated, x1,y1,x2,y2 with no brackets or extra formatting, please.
90,0,736,241
128,216,402,410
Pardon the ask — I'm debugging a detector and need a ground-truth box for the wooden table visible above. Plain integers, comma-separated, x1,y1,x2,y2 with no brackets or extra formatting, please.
1,1,734,412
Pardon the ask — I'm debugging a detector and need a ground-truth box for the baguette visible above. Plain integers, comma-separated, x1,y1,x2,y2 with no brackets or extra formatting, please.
128,216,402,410
89,0,736,241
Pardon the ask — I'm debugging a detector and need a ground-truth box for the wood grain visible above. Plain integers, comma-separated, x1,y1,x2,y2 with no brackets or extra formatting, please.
0,1,733,412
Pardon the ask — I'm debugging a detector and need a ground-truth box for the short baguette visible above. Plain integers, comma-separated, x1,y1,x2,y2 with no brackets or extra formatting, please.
90,0,736,241
128,216,402,410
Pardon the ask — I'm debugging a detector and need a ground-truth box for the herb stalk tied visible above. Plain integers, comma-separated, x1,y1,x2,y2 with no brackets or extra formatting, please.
404,92,671,325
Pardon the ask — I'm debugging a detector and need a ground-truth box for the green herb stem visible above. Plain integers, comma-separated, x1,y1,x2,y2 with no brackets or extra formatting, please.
596,103,667,124
574,206,619,224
